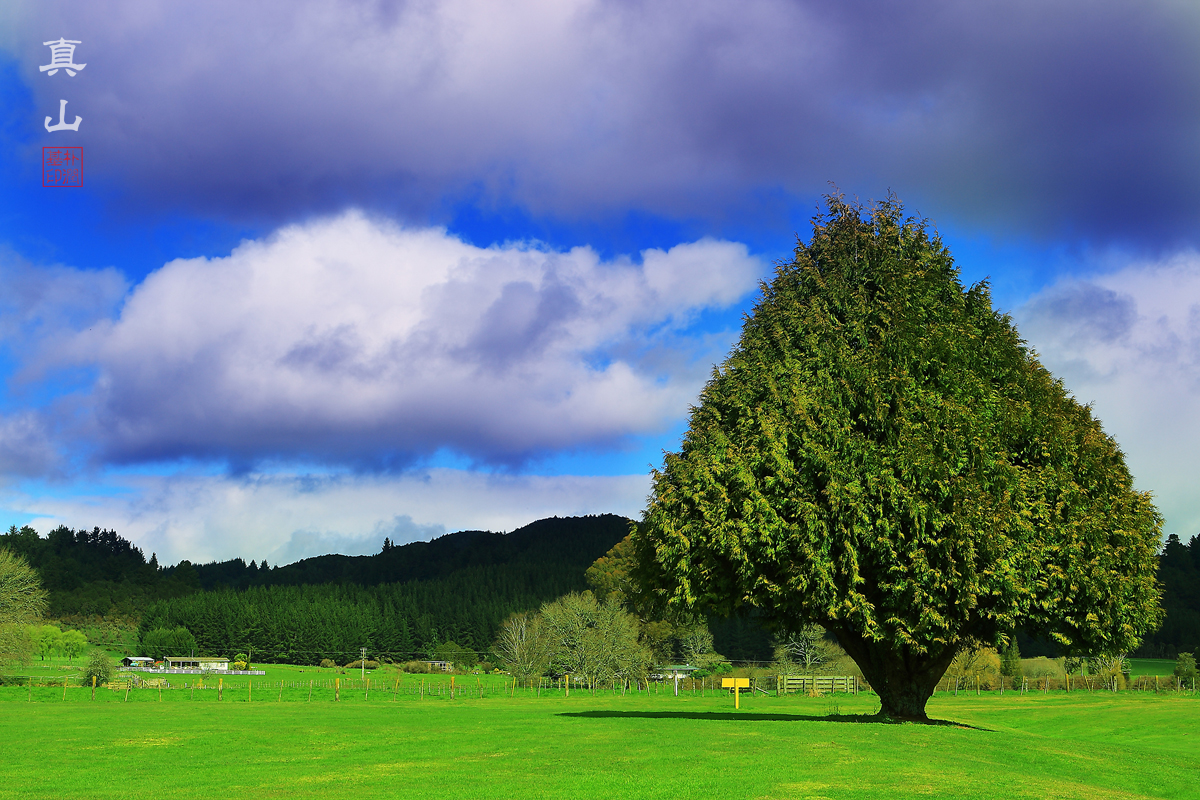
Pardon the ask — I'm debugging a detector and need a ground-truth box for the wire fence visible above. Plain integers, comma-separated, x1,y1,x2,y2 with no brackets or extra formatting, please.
4,671,1196,702
0,673,848,702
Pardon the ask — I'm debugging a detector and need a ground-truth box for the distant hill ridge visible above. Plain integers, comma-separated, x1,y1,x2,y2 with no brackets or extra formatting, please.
1,514,632,620
187,514,633,590
5,518,1197,663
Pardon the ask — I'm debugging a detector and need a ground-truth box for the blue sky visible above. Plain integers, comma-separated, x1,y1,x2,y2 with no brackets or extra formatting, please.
2,0,1200,564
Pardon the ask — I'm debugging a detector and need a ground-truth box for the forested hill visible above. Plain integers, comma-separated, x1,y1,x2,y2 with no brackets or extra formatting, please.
4,519,1198,663
1,515,631,621
186,514,631,591
143,515,633,664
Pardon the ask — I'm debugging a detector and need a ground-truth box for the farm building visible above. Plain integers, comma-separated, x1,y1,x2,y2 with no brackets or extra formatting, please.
656,665,698,680
122,656,155,668
164,656,230,670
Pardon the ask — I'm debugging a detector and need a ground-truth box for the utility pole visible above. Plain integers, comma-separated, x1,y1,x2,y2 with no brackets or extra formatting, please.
361,647,367,681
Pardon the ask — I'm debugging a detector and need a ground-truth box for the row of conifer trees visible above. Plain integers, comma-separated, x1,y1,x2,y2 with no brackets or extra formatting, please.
138,565,568,663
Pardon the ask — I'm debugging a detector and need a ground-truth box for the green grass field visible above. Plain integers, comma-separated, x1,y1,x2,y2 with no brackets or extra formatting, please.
1129,658,1178,677
2,675,1197,799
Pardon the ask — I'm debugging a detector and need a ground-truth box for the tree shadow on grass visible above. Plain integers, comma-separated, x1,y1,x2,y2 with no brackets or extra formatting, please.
557,710,991,730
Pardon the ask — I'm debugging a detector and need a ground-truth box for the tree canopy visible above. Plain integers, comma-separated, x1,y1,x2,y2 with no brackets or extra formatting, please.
140,626,198,660
631,195,1163,719
0,548,47,669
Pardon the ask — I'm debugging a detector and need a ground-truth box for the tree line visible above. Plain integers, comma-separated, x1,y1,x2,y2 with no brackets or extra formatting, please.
1139,533,1200,658
138,563,594,663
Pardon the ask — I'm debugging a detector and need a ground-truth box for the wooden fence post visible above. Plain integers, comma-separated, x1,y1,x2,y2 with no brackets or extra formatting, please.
335,677,340,702
91,675,96,701
308,680,313,702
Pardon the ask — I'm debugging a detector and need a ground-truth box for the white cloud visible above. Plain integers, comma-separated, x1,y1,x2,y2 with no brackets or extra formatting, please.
40,212,759,468
1015,250,1200,538
5,468,649,565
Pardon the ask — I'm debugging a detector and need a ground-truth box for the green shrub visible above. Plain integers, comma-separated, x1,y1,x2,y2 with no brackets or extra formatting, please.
344,659,380,670
319,658,337,669
83,650,115,686
1174,652,1196,681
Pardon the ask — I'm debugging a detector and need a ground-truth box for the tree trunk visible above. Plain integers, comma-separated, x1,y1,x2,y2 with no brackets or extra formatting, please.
832,627,957,721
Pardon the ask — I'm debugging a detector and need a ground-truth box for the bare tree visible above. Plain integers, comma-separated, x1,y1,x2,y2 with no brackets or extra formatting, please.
776,625,830,673
947,646,998,694
775,624,831,693
680,625,715,667
1090,653,1128,691
542,591,648,691
493,611,551,684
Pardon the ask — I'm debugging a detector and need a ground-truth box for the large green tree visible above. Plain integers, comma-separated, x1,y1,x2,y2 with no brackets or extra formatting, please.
0,548,47,669
60,629,88,663
631,195,1163,720
32,624,62,662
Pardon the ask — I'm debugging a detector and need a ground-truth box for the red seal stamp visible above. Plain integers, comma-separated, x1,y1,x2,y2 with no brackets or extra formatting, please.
43,146,81,187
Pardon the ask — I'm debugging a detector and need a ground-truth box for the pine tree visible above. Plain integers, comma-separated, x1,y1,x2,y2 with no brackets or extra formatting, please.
632,194,1163,720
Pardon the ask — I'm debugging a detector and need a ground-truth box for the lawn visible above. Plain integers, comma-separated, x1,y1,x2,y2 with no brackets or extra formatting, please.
2,679,1196,799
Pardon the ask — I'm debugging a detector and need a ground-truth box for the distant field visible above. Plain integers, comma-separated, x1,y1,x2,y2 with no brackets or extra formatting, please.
1,677,1196,799
1129,658,1178,677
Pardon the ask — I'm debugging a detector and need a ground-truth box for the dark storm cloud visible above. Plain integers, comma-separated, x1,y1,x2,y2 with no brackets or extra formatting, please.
13,0,1200,242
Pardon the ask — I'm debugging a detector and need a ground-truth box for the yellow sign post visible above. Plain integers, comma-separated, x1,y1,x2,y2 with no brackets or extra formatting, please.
721,677,750,709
